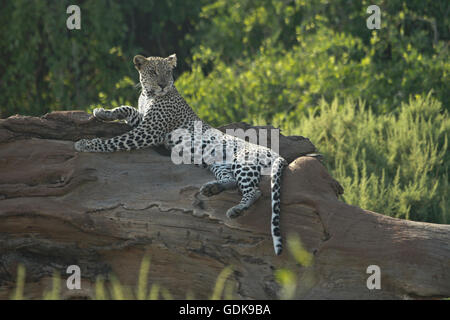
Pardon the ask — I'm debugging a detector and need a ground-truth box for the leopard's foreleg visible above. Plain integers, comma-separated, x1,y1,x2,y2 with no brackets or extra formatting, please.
93,106,143,128
75,117,165,152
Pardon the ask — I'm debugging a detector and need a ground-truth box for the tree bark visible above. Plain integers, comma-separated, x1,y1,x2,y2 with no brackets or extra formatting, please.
0,111,448,300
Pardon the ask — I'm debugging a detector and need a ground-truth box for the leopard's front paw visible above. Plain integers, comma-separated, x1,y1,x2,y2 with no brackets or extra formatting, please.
74,139,95,152
93,108,110,121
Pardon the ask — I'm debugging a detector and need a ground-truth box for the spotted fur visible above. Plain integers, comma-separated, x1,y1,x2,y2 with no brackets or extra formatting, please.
75,54,286,255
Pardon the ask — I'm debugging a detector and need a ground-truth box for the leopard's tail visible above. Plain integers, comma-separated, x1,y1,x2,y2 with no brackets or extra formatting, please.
270,156,287,255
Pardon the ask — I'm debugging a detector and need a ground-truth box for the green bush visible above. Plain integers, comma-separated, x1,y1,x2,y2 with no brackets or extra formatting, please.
284,93,449,223
177,25,448,127
1,1,448,118
0,0,208,117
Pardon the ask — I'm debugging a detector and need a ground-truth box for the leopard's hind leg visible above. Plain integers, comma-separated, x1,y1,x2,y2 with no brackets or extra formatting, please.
226,163,262,218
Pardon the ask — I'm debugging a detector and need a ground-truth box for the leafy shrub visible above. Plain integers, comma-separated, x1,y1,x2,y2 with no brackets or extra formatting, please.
284,93,449,223
177,25,448,127
186,0,449,112
0,0,208,117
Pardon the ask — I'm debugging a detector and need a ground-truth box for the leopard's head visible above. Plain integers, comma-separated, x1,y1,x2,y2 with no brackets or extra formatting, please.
133,54,177,97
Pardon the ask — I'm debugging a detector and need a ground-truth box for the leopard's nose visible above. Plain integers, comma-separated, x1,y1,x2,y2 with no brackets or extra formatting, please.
157,81,166,89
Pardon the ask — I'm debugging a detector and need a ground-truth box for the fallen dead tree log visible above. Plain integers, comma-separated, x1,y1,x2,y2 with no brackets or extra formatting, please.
0,111,448,299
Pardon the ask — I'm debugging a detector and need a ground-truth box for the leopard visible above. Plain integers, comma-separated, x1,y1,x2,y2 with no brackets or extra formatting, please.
75,54,287,255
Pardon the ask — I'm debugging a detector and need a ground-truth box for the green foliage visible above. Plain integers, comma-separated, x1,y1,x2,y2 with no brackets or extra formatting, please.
178,23,448,126
285,94,449,223
177,29,371,126
2,1,447,118
42,271,62,300
11,264,25,300
275,234,314,299
190,0,304,63
11,245,310,300
0,0,208,117
184,0,449,114
10,257,236,300
210,266,234,300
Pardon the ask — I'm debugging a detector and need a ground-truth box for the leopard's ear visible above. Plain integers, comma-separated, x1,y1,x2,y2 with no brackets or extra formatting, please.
166,54,177,68
133,55,148,69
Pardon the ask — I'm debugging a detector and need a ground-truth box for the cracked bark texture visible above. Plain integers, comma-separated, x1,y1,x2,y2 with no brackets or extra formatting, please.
0,111,449,300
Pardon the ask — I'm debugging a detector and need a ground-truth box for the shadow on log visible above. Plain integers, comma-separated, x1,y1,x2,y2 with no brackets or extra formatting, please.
0,111,449,299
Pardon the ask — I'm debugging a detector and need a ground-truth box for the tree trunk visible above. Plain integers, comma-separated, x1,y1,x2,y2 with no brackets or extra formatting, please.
0,111,448,300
